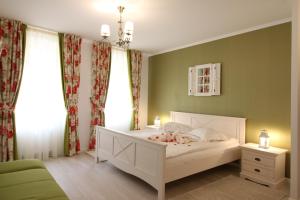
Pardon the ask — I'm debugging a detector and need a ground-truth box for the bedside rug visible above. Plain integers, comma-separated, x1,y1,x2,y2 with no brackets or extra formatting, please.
169,175,288,200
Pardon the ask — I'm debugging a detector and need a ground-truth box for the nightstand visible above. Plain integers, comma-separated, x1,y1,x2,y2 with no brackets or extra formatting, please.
240,143,288,188
146,125,160,129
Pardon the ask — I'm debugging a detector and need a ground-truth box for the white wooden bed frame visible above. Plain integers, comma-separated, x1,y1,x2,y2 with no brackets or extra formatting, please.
95,111,246,200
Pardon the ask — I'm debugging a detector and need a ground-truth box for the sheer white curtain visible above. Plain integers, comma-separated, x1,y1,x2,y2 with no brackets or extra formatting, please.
105,48,133,131
15,27,66,160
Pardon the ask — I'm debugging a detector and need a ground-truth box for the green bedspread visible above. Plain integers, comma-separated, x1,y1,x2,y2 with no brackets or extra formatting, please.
0,159,68,200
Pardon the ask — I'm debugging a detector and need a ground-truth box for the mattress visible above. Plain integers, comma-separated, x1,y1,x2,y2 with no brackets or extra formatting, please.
164,143,241,182
129,128,240,159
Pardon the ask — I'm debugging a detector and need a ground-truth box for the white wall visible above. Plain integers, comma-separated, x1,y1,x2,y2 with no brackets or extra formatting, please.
290,0,300,199
78,39,92,151
78,39,149,151
139,54,149,129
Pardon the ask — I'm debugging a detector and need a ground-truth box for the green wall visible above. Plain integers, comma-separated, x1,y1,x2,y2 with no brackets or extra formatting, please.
148,23,291,159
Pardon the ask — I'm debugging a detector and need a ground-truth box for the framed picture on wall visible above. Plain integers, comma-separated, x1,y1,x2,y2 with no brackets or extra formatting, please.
188,63,221,96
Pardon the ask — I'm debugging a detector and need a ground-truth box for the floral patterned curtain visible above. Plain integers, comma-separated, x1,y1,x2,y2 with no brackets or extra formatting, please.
127,50,142,130
59,33,82,156
0,18,26,161
88,41,111,150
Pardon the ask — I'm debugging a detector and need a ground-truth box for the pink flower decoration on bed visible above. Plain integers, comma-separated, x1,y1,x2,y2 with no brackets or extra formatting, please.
147,132,193,144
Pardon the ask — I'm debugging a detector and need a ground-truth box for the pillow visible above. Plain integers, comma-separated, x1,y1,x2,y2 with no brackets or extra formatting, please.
188,128,228,142
163,122,193,133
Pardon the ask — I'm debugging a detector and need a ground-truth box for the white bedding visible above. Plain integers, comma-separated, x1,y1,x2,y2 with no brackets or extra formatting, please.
129,128,239,159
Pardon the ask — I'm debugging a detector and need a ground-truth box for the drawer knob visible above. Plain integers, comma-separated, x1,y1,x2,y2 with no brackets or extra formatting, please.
254,157,261,162
254,168,261,173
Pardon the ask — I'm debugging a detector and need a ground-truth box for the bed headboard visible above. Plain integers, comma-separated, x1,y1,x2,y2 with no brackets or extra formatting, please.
170,111,246,144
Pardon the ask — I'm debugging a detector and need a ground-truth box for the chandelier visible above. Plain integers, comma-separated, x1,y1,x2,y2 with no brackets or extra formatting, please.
100,4,134,49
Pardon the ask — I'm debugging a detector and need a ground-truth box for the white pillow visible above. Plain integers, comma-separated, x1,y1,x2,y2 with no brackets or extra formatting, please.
163,122,193,133
188,128,228,142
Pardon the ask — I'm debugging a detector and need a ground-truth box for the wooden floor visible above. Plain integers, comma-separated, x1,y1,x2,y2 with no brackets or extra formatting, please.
44,153,289,200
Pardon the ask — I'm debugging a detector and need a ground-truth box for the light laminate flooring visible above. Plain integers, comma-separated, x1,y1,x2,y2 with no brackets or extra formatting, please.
44,153,289,200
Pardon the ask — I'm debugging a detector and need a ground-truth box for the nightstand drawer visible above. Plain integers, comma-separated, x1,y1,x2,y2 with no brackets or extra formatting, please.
240,143,288,187
242,150,274,167
242,160,274,179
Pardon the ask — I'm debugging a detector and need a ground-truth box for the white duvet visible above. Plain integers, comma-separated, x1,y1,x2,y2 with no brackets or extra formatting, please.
129,128,239,159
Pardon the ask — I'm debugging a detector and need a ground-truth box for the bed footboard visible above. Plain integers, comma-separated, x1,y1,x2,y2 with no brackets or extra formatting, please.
96,126,167,200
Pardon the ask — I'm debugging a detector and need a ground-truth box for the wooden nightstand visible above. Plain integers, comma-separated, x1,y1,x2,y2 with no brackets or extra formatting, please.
240,143,288,188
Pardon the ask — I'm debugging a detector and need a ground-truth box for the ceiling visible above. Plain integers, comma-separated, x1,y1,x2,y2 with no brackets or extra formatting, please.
0,0,292,54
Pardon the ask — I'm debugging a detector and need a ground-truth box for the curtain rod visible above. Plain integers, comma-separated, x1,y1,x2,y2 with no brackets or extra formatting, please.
112,45,127,51
27,25,58,35
27,25,130,51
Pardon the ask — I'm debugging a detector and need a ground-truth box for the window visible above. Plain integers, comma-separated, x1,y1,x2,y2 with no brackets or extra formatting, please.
105,48,132,131
15,27,66,160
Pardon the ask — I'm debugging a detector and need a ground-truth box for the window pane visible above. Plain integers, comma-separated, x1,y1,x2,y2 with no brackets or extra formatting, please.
15,28,66,160
105,48,132,131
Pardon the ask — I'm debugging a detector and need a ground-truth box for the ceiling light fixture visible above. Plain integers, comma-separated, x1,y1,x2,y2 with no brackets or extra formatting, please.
100,3,134,49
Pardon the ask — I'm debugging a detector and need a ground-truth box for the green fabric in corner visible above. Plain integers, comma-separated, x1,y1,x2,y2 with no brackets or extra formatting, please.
0,159,45,174
0,179,68,200
0,168,52,188
58,33,69,156
12,23,27,161
0,160,69,200
127,49,135,130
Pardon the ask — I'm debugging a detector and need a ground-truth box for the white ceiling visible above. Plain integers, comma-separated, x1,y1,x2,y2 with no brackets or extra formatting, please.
0,0,292,54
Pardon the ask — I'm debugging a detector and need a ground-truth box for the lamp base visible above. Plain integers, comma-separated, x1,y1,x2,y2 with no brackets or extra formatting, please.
258,145,269,149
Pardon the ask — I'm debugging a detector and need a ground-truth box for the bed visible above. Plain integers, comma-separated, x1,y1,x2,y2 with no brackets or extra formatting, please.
95,111,246,200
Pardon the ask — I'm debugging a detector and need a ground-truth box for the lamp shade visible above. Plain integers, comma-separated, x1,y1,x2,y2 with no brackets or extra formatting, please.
101,24,110,38
124,21,134,34
259,129,270,149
